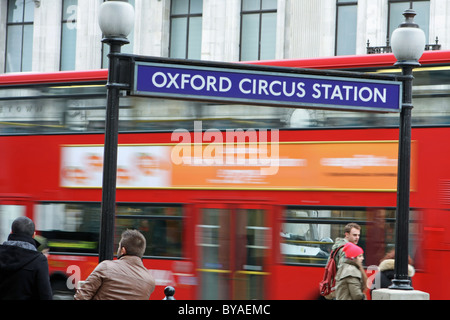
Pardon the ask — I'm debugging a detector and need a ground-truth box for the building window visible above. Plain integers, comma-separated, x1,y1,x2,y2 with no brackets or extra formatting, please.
335,0,358,56
5,0,35,72
388,0,429,42
169,0,203,60
61,0,78,71
240,0,277,61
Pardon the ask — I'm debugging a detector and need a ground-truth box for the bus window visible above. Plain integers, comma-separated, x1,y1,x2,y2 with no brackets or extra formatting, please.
0,205,26,243
35,202,184,258
281,209,334,265
115,204,183,258
281,208,419,267
35,203,100,254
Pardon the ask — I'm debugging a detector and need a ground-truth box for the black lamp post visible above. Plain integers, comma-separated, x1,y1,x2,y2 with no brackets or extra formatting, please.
389,8,425,290
97,0,134,262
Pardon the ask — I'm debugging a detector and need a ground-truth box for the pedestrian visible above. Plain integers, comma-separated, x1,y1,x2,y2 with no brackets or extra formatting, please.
370,249,415,295
331,222,361,270
320,222,362,300
74,229,156,300
0,216,53,300
335,242,367,300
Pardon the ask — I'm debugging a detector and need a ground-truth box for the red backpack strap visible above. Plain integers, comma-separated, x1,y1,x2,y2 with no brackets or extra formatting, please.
331,244,346,261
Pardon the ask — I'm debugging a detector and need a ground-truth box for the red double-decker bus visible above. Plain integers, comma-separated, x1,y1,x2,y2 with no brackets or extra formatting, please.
1,50,450,299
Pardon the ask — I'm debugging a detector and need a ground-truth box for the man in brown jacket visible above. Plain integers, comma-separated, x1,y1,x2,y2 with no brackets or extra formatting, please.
74,229,155,300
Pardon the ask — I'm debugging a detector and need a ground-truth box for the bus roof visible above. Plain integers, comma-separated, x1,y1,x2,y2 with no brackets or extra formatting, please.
248,50,450,69
0,50,449,85
0,69,108,86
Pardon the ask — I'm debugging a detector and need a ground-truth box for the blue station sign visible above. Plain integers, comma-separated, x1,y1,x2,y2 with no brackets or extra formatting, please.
132,61,402,113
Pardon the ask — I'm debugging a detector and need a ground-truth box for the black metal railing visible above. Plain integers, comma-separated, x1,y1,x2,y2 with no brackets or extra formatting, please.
367,37,441,54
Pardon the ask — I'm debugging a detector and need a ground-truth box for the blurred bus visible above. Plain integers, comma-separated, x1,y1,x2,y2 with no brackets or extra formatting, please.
1,50,450,299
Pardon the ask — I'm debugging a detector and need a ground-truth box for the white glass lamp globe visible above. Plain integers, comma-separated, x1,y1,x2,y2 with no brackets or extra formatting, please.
98,0,135,39
391,9,426,65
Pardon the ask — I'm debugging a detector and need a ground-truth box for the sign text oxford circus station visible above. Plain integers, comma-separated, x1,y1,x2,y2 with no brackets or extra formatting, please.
133,61,402,113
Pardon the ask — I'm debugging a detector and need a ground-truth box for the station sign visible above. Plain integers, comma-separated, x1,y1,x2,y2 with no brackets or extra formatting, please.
132,61,402,113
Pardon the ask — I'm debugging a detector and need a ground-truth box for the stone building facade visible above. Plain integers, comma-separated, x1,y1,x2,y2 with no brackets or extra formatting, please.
1,0,449,74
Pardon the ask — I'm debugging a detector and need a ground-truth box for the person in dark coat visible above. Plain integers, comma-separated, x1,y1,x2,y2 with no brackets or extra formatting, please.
370,249,415,296
0,217,53,300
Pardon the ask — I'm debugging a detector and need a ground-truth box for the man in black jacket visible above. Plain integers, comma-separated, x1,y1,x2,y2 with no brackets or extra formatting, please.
0,216,53,300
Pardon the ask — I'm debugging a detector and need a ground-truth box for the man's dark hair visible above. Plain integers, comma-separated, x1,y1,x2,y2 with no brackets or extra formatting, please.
11,216,35,237
119,229,146,258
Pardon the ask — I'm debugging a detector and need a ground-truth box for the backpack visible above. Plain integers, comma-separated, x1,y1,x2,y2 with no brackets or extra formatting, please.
319,244,345,297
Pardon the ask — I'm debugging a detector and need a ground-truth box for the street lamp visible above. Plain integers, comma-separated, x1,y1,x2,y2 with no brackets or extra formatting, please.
390,8,425,290
98,0,135,262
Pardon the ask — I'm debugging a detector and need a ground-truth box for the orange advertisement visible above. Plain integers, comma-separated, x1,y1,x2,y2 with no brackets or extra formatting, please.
61,141,416,192
170,141,416,191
